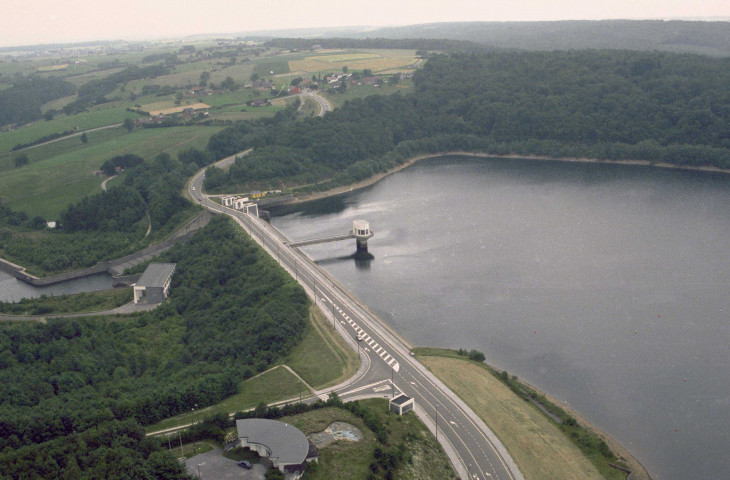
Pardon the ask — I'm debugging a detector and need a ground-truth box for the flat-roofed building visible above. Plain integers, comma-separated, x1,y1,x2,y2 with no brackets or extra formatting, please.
389,394,415,415
236,419,318,479
133,263,176,304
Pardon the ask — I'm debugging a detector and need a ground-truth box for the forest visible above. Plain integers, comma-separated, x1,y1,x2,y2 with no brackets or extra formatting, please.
0,76,76,127
0,215,309,479
204,49,730,193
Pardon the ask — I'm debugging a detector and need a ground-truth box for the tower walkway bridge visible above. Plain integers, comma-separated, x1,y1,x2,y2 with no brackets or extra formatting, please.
285,220,374,251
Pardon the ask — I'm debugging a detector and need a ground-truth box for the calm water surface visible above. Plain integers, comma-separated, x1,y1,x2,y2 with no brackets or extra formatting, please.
0,270,112,303
271,156,730,480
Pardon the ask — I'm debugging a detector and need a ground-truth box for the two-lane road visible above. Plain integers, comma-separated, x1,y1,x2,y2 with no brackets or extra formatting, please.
188,161,523,480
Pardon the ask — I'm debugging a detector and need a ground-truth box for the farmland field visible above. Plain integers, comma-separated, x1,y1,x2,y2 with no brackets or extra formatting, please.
0,105,142,154
141,101,211,116
0,125,223,218
290,49,418,74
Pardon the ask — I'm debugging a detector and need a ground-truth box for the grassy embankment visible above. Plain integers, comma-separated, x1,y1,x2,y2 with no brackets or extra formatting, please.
415,347,638,480
0,288,133,315
146,305,359,433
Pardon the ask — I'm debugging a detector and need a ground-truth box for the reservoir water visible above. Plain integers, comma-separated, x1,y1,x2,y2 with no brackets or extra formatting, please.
270,156,730,480
0,270,113,303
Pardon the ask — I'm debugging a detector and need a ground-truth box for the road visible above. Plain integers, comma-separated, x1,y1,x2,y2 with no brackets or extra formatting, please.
302,91,332,116
187,161,524,480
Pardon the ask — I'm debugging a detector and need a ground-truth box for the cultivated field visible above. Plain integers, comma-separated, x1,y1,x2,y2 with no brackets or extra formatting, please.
290,50,419,74
141,101,211,116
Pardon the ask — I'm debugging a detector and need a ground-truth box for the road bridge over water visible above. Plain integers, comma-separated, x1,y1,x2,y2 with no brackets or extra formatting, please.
188,160,524,480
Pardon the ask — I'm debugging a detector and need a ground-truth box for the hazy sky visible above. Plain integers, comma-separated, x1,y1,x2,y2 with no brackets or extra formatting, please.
1,0,729,47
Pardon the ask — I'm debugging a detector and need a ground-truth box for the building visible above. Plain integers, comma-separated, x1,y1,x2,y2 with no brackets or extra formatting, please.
389,394,415,415
236,419,318,479
133,263,176,304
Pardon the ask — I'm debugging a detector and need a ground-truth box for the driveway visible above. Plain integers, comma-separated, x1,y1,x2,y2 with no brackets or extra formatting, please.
185,448,265,480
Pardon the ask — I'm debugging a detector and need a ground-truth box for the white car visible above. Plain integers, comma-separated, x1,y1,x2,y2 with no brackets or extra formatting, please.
192,186,195,191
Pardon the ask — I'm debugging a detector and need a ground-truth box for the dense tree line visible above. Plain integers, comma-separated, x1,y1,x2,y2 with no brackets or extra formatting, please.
58,186,146,233
0,76,76,127
264,37,489,54
0,216,308,479
0,205,46,230
355,20,730,56
205,49,730,193
63,64,171,115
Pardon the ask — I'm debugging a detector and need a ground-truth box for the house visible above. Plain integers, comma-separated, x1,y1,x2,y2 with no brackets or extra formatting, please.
290,86,300,95
236,419,318,479
182,107,195,119
252,80,273,89
361,76,380,85
133,263,176,304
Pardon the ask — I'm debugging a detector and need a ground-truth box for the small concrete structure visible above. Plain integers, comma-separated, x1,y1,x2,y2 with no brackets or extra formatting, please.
352,219,374,252
133,263,176,304
236,419,318,479
389,394,415,415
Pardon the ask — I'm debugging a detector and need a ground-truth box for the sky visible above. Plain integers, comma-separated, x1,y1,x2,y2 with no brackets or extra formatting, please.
1,0,729,48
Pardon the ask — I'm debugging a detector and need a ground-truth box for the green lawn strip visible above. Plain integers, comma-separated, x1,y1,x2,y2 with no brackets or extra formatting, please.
145,366,302,434
0,288,133,315
1,126,223,218
323,80,414,108
0,105,142,154
284,306,360,389
417,349,627,480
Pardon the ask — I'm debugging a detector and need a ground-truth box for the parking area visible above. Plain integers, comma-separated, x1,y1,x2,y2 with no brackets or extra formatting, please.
185,448,266,480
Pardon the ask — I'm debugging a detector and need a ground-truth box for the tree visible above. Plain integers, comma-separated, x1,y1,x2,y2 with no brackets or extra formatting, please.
80,132,88,145
174,92,183,106
342,66,348,74
13,154,29,168
199,71,210,87
250,73,260,82
123,117,135,132
221,76,238,90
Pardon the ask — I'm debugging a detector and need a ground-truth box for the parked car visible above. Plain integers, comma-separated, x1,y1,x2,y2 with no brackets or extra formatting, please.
237,460,252,469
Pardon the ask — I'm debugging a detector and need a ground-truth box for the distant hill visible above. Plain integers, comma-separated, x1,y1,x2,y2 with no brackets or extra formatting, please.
344,20,730,57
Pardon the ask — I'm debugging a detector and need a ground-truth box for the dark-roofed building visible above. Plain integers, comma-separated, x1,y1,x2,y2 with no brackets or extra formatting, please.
133,263,176,304
236,419,318,479
389,394,415,415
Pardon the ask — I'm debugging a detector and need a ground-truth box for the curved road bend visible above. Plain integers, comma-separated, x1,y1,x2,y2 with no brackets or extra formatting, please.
189,163,523,480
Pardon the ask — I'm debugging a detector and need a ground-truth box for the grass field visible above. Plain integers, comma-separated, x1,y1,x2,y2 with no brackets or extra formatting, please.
0,105,142,154
324,80,415,108
1,125,223,218
417,354,616,480
286,307,360,389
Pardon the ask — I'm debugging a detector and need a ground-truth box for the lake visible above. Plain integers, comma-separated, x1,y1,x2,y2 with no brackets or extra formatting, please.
270,156,730,480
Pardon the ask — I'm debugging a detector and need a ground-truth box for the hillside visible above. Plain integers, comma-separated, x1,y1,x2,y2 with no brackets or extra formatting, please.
353,20,730,56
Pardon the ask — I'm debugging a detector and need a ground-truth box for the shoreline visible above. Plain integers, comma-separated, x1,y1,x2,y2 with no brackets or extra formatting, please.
514,375,652,480
283,151,730,206
273,151,683,479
